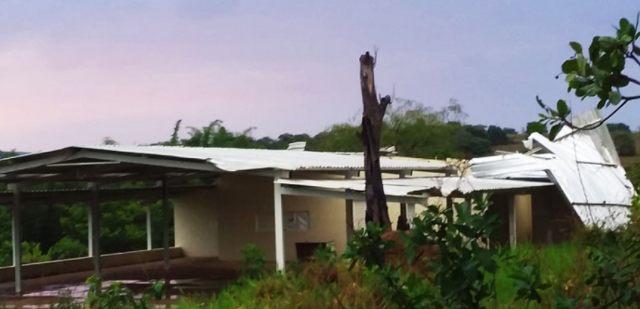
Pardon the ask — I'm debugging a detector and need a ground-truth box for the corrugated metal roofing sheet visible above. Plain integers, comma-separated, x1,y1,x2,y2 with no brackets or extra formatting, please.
276,176,553,197
70,145,450,172
469,110,636,229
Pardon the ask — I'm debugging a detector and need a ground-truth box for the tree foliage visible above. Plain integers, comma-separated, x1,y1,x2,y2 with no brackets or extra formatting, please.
607,122,632,133
612,131,637,156
537,13,640,139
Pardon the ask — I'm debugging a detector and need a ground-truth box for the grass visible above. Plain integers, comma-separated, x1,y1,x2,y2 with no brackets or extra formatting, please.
170,242,585,309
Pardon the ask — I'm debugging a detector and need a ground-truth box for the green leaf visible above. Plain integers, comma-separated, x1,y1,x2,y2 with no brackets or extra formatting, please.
598,36,617,49
561,59,578,74
556,100,569,117
634,45,640,56
597,98,607,109
609,91,622,105
454,224,476,238
576,54,587,76
619,18,633,38
569,41,582,53
589,36,602,61
591,66,608,83
620,34,633,44
549,124,562,140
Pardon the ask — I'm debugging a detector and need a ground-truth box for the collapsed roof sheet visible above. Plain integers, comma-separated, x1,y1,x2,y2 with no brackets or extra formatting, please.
469,110,636,228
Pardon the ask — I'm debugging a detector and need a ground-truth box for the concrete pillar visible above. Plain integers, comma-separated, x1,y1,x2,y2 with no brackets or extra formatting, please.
146,203,153,250
397,171,411,230
273,175,285,271
345,174,354,241
161,180,170,271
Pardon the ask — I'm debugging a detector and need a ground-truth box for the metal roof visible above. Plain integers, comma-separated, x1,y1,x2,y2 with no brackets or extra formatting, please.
276,176,553,197
0,145,450,174
469,110,636,228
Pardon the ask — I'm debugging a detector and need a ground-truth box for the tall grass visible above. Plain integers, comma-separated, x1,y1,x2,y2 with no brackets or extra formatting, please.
172,242,585,309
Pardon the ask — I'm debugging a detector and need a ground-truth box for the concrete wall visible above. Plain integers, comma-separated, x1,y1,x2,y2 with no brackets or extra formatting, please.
174,190,220,257
0,247,183,283
173,172,347,262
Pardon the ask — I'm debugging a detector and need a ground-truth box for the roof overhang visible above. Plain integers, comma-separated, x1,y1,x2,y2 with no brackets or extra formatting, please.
275,176,554,204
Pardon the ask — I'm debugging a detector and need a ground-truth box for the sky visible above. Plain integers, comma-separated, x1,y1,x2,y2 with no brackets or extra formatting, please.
1,0,639,151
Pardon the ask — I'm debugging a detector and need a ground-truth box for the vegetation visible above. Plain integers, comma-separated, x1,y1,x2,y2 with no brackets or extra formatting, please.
133,195,640,308
536,14,640,139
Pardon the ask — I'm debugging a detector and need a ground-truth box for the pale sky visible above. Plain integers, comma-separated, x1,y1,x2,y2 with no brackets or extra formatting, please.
1,1,639,151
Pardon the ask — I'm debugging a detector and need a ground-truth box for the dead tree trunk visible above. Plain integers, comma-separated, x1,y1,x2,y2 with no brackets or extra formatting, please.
358,51,391,226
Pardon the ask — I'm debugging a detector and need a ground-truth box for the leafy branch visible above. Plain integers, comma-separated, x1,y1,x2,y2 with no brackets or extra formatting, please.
537,13,640,139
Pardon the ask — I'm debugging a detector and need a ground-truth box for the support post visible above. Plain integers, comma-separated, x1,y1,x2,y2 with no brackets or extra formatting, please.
508,195,517,247
87,202,93,257
161,179,170,272
146,203,153,250
446,196,453,209
345,174,354,241
9,184,22,295
273,175,285,272
88,182,101,276
406,203,415,226
397,171,411,230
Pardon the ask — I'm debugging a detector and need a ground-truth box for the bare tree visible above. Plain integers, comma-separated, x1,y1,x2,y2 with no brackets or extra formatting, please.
358,51,391,226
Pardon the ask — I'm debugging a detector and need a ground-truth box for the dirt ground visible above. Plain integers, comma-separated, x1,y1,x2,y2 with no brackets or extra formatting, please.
0,257,244,308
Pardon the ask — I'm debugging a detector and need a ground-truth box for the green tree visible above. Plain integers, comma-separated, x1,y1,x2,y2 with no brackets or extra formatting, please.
536,14,640,138
454,130,493,158
487,125,510,145
607,122,632,133
612,131,636,156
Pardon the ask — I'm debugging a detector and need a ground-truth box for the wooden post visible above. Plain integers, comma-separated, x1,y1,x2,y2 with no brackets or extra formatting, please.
9,184,22,295
358,51,391,226
508,195,517,247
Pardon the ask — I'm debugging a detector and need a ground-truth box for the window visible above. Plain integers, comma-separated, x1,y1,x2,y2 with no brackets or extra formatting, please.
255,211,310,232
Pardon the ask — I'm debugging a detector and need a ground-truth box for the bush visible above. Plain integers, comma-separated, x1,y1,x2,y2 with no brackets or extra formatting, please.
48,236,88,260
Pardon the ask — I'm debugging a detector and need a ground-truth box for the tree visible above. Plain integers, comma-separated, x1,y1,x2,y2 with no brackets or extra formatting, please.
536,13,640,138
357,51,392,227
454,130,493,158
486,125,510,145
612,131,636,156
607,122,632,133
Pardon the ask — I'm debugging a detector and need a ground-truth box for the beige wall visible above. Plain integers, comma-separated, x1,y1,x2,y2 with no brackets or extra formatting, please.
173,166,470,262
515,194,533,243
174,189,220,257
174,172,348,262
